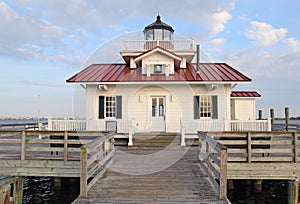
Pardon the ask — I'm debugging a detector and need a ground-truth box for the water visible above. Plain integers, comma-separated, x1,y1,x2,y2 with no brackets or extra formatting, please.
22,177,79,204
0,119,79,203
228,180,289,204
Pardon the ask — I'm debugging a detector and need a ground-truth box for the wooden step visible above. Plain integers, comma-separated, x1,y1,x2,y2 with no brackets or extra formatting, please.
131,133,180,149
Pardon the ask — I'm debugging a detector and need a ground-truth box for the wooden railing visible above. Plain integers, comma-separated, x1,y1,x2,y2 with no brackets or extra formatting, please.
48,118,86,131
215,131,300,163
121,39,195,51
273,123,300,132
80,132,114,197
0,122,47,130
198,131,228,200
183,119,271,134
0,130,113,177
229,119,271,132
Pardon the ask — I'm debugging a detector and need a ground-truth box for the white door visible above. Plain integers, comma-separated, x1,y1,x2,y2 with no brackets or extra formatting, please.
151,96,166,132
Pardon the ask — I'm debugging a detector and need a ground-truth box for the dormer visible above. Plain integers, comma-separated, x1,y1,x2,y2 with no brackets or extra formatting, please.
131,46,185,76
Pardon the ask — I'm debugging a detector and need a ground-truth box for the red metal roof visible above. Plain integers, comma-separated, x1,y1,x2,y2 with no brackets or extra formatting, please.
231,91,261,98
66,63,251,83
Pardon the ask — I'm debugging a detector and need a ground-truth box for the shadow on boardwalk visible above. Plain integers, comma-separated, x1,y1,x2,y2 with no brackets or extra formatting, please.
73,146,228,204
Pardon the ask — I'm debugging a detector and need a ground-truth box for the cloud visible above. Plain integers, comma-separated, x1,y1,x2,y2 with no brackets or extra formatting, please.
1,0,235,65
245,21,287,47
209,38,226,52
286,38,300,52
210,11,232,35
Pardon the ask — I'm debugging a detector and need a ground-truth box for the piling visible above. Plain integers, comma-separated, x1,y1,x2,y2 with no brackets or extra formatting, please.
285,107,289,131
287,178,298,204
270,109,274,125
13,176,24,204
258,110,263,120
254,180,263,193
54,178,62,190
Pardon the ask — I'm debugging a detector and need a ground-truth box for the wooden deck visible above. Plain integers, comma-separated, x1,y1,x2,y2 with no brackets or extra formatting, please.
73,146,228,204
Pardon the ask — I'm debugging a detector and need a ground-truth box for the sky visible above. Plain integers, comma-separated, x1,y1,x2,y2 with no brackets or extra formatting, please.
0,0,300,118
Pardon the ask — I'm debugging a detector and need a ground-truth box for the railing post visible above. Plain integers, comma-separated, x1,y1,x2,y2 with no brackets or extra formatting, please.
128,128,133,146
48,118,52,130
267,117,272,131
180,119,186,146
293,132,298,163
224,119,230,131
247,132,252,163
80,146,88,198
21,131,26,161
220,146,228,200
64,131,68,162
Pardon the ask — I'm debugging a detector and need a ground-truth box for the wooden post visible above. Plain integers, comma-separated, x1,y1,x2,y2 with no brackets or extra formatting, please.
80,146,88,198
13,176,24,204
64,131,68,162
0,183,10,204
220,146,228,200
48,118,52,130
270,109,274,125
247,132,252,163
285,107,290,131
21,131,26,160
254,180,263,192
293,132,298,163
258,110,263,120
288,178,299,204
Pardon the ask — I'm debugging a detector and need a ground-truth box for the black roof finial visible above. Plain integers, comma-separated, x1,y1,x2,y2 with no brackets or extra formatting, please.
156,15,161,22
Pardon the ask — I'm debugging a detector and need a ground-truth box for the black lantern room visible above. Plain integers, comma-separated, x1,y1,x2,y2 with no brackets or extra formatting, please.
144,15,174,41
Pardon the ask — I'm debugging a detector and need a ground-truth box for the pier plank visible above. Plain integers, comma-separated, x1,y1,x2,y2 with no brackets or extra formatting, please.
73,147,228,204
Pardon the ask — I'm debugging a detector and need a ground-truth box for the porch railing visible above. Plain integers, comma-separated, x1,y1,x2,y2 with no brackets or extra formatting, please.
121,40,195,51
183,119,271,134
48,118,86,131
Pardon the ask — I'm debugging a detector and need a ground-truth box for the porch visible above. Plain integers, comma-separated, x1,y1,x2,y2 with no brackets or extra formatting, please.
47,118,272,146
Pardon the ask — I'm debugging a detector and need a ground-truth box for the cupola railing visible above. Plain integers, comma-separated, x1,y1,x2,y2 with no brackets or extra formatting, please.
121,39,195,52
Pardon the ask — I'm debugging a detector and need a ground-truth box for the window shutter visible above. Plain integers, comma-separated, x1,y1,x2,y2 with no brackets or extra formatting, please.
194,96,200,119
116,96,122,119
212,95,218,119
99,96,105,119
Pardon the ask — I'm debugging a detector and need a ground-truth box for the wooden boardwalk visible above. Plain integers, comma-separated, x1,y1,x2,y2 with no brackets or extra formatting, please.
73,146,228,204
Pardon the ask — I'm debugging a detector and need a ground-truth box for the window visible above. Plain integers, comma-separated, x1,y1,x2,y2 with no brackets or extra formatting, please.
99,96,122,119
105,96,116,118
153,64,163,74
194,95,218,119
199,96,211,118
145,30,154,40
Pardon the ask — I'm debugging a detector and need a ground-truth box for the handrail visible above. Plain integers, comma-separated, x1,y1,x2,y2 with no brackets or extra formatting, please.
273,123,300,132
0,122,47,130
198,131,227,200
80,132,115,197
216,131,300,163
0,130,109,161
121,39,195,51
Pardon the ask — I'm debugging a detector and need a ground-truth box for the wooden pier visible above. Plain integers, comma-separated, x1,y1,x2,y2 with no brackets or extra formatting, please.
199,131,300,203
74,146,228,204
1,129,300,203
